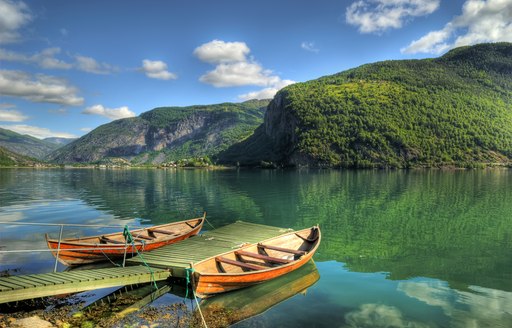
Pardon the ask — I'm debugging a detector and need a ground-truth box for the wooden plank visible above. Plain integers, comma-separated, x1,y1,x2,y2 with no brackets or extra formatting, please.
216,257,266,271
4,276,40,288
0,279,26,289
148,228,177,235
258,244,307,256
44,273,83,283
235,250,292,264
101,236,126,244
0,284,13,291
22,275,61,286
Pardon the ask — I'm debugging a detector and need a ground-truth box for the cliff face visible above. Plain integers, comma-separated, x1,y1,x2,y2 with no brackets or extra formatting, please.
222,43,512,168
0,127,59,160
49,100,269,164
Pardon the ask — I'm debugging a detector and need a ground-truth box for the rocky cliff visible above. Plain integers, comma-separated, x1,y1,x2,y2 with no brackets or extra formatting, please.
48,100,269,164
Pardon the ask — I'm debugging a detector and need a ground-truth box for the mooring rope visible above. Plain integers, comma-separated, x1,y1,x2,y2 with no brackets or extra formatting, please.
123,225,158,290
185,267,208,328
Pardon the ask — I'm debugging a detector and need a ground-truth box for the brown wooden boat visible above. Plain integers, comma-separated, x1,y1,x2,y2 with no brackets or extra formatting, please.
192,225,320,298
46,214,205,266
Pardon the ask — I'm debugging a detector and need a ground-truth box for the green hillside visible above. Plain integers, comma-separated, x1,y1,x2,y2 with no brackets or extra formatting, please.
49,99,269,164
0,146,40,167
221,43,512,168
0,128,59,160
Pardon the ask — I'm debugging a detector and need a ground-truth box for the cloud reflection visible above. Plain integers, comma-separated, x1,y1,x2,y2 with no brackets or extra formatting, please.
398,280,512,327
344,303,431,328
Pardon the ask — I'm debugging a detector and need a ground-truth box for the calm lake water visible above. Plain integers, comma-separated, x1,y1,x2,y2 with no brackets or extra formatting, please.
1,168,511,327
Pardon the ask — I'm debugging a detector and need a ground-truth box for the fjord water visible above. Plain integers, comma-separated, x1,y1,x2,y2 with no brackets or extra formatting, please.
1,168,511,327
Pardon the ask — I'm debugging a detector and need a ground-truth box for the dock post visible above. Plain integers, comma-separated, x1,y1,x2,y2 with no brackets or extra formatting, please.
53,224,64,272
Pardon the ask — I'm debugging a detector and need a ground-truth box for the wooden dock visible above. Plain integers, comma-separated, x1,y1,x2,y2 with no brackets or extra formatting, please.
128,221,291,277
0,266,170,304
0,221,290,304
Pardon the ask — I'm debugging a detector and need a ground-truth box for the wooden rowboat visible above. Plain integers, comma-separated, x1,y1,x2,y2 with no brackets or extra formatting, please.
192,225,320,298
46,214,205,266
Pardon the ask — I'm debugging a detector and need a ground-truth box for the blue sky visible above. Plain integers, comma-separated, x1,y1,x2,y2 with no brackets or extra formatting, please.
1,0,511,139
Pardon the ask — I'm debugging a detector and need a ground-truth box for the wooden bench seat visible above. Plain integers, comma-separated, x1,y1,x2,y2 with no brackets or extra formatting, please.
257,244,307,256
133,234,154,240
148,228,178,235
215,257,265,271
100,236,125,244
235,250,292,264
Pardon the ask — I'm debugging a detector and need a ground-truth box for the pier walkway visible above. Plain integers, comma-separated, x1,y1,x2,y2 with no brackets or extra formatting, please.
0,221,289,304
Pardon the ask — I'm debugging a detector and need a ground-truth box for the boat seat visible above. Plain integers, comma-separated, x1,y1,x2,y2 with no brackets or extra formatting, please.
148,228,178,235
235,250,292,264
133,234,154,240
100,236,125,244
133,237,151,242
257,243,307,256
215,256,265,271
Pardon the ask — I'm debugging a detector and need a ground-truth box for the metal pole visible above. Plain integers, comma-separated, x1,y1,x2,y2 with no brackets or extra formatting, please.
53,225,64,273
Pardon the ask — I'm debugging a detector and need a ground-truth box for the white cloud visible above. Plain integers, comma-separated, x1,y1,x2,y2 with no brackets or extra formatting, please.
0,0,31,44
238,80,296,101
0,70,84,106
0,124,78,138
402,0,512,54
141,59,177,80
301,41,319,53
0,108,28,122
346,0,440,34
6,47,73,69
195,39,295,100
193,39,250,64
75,55,116,74
82,104,136,120
0,47,120,73
199,61,283,88
80,127,92,133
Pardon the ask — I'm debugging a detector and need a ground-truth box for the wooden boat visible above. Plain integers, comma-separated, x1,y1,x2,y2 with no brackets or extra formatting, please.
46,214,205,266
200,260,319,325
192,225,320,298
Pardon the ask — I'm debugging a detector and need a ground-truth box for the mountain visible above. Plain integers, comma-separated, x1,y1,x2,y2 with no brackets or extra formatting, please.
44,137,77,146
0,146,41,167
48,99,269,164
0,128,60,160
220,43,512,168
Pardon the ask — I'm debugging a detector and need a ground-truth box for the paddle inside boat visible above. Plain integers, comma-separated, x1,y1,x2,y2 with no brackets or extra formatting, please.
46,214,205,266
192,225,320,298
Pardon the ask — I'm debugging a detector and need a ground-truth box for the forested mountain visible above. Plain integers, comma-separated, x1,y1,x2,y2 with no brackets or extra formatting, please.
48,99,269,164
0,128,60,160
220,43,512,168
0,146,41,166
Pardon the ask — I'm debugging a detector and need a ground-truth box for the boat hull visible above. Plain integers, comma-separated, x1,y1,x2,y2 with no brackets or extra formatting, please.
46,216,204,266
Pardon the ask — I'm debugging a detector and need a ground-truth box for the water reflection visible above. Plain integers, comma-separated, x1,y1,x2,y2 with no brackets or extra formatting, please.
1,168,512,327
200,260,320,326
399,280,512,327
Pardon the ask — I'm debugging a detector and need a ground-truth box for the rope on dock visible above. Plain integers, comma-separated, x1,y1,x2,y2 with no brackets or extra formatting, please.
123,225,158,290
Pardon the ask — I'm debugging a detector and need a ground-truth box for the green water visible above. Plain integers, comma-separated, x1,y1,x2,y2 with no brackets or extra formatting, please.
0,168,511,327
